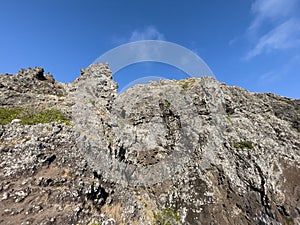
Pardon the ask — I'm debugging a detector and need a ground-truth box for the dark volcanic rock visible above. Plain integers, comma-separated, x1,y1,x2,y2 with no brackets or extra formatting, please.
0,63,299,225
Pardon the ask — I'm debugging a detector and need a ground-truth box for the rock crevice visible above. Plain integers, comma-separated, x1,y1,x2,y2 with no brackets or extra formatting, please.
0,63,299,225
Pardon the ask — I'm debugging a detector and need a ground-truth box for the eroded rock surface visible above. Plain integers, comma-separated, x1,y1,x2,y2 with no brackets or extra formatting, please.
0,64,299,225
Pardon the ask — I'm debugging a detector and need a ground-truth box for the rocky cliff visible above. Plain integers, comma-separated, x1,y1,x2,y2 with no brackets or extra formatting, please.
0,64,299,225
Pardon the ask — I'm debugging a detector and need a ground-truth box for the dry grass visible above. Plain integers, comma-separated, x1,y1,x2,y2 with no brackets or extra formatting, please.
101,203,124,224
140,200,156,224
0,138,22,148
175,78,198,90
101,202,147,225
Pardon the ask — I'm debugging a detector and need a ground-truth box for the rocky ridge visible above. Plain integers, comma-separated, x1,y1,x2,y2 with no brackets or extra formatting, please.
0,64,299,225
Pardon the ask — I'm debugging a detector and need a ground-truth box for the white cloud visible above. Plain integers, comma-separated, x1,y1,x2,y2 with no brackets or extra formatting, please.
246,19,300,59
109,26,166,68
245,0,300,59
259,71,281,83
112,26,165,45
249,0,298,31
129,26,165,42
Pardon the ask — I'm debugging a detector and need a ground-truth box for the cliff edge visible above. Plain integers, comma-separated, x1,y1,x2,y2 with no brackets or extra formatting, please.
0,64,299,225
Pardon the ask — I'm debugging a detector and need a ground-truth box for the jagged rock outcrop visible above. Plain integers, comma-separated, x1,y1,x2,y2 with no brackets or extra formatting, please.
0,64,299,225
0,67,65,107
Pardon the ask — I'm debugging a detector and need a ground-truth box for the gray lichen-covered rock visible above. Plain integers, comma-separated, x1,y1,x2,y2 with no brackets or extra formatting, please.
0,67,66,107
0,63,299,225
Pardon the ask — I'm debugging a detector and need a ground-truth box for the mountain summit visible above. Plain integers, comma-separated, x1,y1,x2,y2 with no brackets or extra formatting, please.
0,64,299,225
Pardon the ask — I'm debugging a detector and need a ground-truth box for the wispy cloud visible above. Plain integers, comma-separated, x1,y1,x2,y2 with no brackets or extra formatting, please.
246,0,300,59
246,19,300,59
129,26,165,42
112,26,165,45
228,36,239,46
249,0,298,32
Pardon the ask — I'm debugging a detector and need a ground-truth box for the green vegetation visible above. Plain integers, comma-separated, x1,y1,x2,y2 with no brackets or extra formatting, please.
155,208,181,225
159,99,171,109
0,107,22,125
107,136,114,146
21,109,70,125
89,99,96,106
0,107,70,125
176,78,197,90
226,113,233,125
57,92,65,97
24,137,31,142
233,141,254,150
285,217,293,225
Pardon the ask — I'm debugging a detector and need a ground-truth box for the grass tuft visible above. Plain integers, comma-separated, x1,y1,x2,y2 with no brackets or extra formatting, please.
176,78,197,90
233,141,254,150
0,107,70,125
155,208,181,225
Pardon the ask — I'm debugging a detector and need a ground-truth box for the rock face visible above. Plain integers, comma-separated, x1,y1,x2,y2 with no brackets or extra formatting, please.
0,64,299,225
0,67,65,107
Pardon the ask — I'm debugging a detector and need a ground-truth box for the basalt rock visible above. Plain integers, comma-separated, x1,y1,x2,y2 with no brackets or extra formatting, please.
0,63,299,225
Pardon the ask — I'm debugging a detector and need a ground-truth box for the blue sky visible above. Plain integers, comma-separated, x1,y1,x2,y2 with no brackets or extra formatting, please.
0,0,299,98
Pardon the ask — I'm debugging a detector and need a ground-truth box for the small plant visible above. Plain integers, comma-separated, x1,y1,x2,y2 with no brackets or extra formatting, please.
233,141,254,150
176,78,197,90
226,113,233,125
108,137,113,146
24,137,31,142
89,99,96,106
159,99,171,109
0,107,22,125
155,208,181,225
57,92,65,97
285,217,293,225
